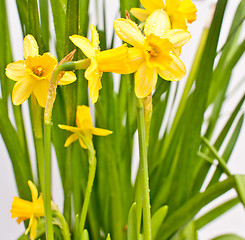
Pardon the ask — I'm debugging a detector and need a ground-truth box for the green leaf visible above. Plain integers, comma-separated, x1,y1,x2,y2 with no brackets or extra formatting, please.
212,234,245,240
152,205,168,240
127,203,138,240
171,221,198,240
27,0,41,49
81,229,89,240
167,0,229,208
156,176,235,239
194,197,239,229
50,0,66,59
39,0,49,51
106,234,111,240
15,0,28,35
234,175,245,208
0,100,33,199
207,113,244,188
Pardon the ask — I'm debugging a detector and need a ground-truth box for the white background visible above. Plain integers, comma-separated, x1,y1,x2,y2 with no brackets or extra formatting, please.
0,0,244,239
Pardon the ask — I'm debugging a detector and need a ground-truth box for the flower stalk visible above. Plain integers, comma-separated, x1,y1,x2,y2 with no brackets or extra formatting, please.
136,97,152,240
79,142,97,235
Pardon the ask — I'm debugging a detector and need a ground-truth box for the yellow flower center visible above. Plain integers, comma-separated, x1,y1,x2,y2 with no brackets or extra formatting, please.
146,45,158,57
33,66,44,77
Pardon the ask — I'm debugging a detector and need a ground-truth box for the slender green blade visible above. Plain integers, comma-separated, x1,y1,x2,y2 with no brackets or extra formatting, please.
0,100,33,199
152,206,168,240
166,0,228,209
156,176,235,239
39,0,49,51
212,234,245,240
50,0,66,60
127,203,138,240
194,197,239,229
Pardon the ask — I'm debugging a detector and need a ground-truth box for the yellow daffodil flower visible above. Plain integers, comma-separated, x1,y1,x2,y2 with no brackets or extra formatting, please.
58,105,112,149
131,0,197,29
114,9,191,98
5,35,76,108
10,181,44,240
69,24,129,103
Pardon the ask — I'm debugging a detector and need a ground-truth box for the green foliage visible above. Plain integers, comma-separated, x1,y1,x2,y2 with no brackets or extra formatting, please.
1,0,244,239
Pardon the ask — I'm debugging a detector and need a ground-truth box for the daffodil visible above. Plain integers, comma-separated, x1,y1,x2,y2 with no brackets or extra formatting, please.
114,9,191,98
5,35,76,108
58,105,112,149
131,0,197,29
69,24,129,103
10,181,44,240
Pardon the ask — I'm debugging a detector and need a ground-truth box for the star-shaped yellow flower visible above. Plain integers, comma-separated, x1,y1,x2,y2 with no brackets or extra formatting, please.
58,105,112,149
131,0,197,29
10,181,44,240
114,9,191,98
5,35,77,108
69,24,129,103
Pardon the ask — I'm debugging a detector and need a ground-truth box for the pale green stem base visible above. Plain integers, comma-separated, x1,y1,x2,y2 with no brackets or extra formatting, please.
79,145,96,236
136,98,152,240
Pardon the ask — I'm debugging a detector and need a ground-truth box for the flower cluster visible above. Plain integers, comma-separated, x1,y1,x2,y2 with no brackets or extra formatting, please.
7,0,196,238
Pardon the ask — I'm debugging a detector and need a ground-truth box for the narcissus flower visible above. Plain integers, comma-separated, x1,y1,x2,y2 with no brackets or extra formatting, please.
10,181,44,240
69,24,129,103
58,105,112,149
131,0,197,29
5,35,76,107
114,9,191,98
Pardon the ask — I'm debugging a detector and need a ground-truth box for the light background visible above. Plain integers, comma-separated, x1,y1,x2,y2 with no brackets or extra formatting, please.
0,0,244,239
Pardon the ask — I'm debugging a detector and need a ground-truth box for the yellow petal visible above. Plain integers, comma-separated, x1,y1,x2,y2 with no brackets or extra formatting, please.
58,124,81,133
127,47,145,73
12,77,34,105
90,24,100,50
173,47,182,56
165,0,180,15
64,133,79,147
58,71,77,85
33,79,50,108
130,8,151,22
23,35,39,59
85,59,102,103
79,138,87,149
97,44,130,74
144,9,171,38
92,128,112,136
169,12,187,29
157,53,186,81
178,0,197,23
69,35,95,59
76,105,93,129
28,181,38,202
163,29,191,47
114,19,145,49
140,0,165,11
5,60,28,81
33,195,45,216
11,197,33,219
135,62,158,98
29,217,37,240
25,215,33,236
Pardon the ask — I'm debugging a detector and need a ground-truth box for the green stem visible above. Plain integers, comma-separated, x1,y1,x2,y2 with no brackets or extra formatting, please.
52,205,71,240
79,144,97,235
44,121,53,240
136,98,152,240
31,95,45,192
42,58,90,239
